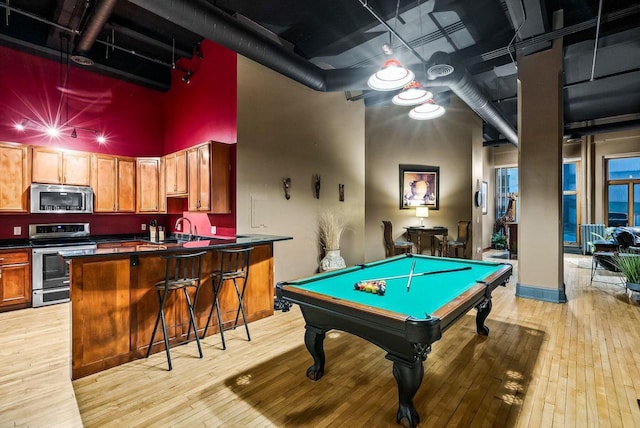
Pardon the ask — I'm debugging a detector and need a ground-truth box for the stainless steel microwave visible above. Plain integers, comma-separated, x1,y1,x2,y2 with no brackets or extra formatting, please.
30,183,94,214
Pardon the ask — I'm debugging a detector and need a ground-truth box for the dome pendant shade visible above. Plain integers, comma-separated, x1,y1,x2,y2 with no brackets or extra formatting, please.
392,81,433,106
368,59,415,91
409,101,446,120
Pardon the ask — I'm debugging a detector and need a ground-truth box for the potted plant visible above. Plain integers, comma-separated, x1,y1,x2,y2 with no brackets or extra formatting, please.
318,211,347,271
614,253,640,292
491,232,507,250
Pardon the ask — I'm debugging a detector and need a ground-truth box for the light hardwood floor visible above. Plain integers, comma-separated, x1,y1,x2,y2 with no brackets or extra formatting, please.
2,252,640,427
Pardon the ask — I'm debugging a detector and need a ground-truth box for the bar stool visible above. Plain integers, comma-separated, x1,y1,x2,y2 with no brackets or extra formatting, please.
203,247,253,350
146,251,206,371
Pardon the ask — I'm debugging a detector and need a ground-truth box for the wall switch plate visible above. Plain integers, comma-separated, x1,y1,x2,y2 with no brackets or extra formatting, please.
141,224,147,231
13,226,21,236
210,226,217,235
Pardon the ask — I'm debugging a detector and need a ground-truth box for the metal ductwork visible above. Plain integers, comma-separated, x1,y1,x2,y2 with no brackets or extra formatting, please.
72,0,118,66
127,0,372,92
128,1,518,146
424,52,519,147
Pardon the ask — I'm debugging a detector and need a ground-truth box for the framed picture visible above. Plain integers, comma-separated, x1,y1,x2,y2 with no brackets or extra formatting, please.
482,181,488,215
399,164,440,210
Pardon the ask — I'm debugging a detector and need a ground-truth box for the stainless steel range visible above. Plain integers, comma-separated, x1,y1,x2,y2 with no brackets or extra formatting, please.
30,223,97,307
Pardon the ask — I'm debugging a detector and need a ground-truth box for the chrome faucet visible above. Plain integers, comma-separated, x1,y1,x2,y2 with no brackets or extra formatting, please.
174,217,193,239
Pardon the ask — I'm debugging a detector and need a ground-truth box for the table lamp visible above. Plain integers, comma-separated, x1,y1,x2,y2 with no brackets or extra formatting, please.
415,207,429,226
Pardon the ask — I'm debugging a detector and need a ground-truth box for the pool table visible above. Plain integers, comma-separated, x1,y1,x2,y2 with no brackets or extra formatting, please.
276,254,512,427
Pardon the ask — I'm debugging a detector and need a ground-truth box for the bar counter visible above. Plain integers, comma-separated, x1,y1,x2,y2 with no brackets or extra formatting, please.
62,234,291,379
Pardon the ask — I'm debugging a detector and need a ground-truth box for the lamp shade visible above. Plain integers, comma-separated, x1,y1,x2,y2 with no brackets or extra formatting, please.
409,100,446,120
367,59,415,91
415,207,429,218
392,81,433,106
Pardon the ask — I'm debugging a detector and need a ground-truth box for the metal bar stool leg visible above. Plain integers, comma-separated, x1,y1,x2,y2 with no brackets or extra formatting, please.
146,289,173,371
183,288,203,358
231,277,251,341
202,279,226,350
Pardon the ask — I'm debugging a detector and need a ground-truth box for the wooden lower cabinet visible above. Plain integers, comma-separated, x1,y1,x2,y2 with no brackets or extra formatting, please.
0,249,31,310
70,244,274,379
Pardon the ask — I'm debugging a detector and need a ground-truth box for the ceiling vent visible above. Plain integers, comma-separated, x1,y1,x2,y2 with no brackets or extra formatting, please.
427,63,454,79
70,54,95,66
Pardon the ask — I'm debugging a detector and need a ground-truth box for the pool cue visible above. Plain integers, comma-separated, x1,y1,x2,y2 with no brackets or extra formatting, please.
406,260,417,291
358,266,473,284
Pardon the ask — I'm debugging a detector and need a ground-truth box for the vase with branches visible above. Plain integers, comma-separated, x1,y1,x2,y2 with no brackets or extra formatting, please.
318,211,347,271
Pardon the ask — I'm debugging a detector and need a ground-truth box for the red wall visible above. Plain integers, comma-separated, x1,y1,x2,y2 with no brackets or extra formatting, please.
0,41,238,239
163,40,237,152
0,45,165,156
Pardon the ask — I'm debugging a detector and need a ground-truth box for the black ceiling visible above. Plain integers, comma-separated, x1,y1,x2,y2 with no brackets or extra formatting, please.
1,0,639,144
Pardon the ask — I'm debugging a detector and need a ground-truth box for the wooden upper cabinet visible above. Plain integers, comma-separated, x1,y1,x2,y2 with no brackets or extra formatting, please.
188,144,210,212
136,157,165,213
187,141,230,213
211,142,231,214
165,150,187,196
92,154,135,213
32,147,90,185
0,142,30,213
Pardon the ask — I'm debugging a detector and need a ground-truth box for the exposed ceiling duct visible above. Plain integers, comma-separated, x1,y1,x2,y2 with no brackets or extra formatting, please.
127,0,373,92
71,0,118,66
128,0,520,147
424,52,519,147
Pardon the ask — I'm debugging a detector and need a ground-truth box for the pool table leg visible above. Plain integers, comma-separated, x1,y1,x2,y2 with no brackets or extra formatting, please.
390,357,423,428
475,297,492,336
304,326,327,380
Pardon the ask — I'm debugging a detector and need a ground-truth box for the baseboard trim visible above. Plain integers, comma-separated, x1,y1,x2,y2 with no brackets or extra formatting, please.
516,282,567,303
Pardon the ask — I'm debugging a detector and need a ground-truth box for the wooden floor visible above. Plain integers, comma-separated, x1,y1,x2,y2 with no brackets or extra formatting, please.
2,252,640,427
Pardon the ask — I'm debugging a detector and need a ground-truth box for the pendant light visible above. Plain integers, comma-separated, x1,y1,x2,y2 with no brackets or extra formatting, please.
409,99,446,120
392,81,433,106
368,58,415,91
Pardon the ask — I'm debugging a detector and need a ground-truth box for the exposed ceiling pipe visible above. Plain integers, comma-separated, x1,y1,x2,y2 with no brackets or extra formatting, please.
565,119,640,138
425,51,519,147
127,0,343,91
72,0,118,65
127,1,518,146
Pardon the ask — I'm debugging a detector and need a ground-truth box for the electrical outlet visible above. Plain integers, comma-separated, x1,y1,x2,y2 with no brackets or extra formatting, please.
13,226,21,236
141,224,147,231
211,226,217,235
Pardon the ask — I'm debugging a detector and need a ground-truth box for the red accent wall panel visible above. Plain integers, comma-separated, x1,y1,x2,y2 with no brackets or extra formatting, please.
163,40,237,153
0,45,165,157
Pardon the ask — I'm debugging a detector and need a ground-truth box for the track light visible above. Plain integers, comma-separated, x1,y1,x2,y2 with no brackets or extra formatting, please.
181,70,192,84
14,119,28,131
95,131,106,144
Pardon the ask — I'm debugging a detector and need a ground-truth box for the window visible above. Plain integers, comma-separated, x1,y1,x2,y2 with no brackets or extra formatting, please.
495,167,518,220
563,161,580,244
606,156,640,227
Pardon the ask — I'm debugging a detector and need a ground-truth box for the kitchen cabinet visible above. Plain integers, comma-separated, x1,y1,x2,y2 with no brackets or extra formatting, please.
187,142,231,213
136,157,165,213
92,154,135,213
0,249,31,310
0,142,29,212
164,150,187,196
32,147,91,185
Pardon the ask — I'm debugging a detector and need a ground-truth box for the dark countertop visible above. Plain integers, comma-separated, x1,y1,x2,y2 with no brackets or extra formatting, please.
0,239,31,250
59,234,292,259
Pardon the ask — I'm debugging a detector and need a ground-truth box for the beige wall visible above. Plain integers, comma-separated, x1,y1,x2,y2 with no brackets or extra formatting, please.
236,56,366,283
364,97,483,261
